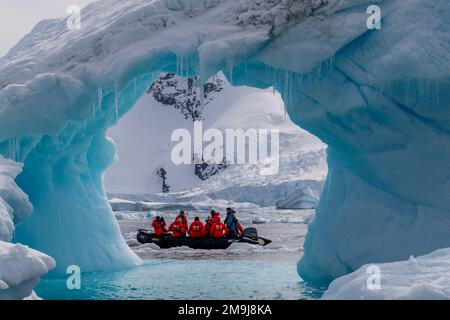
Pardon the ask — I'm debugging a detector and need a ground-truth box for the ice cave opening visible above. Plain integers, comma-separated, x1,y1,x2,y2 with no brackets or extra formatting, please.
9,59,309,276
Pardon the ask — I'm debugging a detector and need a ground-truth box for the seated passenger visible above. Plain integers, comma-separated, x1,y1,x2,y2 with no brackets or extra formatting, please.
188,217,205,238
204,215,214,237
151,216,168,237
210,216,228,238
169,215,187,238
224,208,244,238
175,210,188,231
210,209,220,221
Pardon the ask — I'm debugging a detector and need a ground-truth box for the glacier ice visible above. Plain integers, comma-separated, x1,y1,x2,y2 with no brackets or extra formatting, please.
275,186,320,210
0,0,448,286
0,155,32,242
0,241,55,300
322,248,450,300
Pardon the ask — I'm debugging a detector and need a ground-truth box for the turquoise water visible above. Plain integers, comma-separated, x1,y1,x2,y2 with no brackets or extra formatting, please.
36,259,323,300
35,210,325,300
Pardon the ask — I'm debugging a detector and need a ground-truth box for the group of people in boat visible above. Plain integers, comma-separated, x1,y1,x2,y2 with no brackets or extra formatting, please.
151,208,244,239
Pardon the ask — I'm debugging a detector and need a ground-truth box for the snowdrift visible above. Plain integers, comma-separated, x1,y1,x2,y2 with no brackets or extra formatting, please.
0,0,449,288
0,241,55,300
322,248,450,300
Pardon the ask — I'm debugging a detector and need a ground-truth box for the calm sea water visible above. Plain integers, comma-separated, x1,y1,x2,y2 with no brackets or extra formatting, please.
35,209,325,300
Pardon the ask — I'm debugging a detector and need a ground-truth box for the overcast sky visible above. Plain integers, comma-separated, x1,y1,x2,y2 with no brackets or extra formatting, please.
0,0,94,57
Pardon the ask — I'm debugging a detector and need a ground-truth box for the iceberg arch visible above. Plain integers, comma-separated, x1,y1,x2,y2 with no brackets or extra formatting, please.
0,0,449,285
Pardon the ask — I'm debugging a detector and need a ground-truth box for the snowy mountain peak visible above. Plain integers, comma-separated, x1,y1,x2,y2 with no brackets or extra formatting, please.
147,72,225,121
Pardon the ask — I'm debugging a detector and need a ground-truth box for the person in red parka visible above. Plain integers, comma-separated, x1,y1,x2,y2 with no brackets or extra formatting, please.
204,216,213,237
210,216,228,238
204,209,219,237
169,219,187,238
169,211,188,238
151,216,168,237
188,217,205,238
174,210,188,231
210,209,220,221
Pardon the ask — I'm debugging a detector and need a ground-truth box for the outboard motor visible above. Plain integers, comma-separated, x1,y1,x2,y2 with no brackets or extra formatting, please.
243,227,258,240
137,229,152,244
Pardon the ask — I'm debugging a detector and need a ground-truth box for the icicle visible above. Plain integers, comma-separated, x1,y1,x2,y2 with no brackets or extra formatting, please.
404,79,409,105
114,84,119,123
179,55,183,77
288,73,293,119
14,138,18,161
92,101,96,119
8,138,14,161
9,138,19,161
268,66,272,87
243,60,248,82
435,79,440,106
283,70,290,112
226,56,235,84
97,88,103,112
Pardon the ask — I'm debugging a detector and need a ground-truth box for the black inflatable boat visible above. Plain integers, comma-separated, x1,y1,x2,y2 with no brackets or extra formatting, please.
136,227,271,249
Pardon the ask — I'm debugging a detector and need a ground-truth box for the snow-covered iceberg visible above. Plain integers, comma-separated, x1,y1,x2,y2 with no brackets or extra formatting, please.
0,155,32,242
0,0,449,287
322,248,450,300
0,241,55,300
276,186,320,209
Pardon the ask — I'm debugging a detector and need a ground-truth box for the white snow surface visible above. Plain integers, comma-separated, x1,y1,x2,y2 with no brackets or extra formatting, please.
0,241,55,300
323,248,450,300
0,155,32,242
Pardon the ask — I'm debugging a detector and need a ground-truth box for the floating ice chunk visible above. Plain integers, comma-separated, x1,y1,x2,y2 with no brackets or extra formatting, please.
276,186,319,209
322,248,450,300
252,216,267,224
0,241,55,300
23,291,43,300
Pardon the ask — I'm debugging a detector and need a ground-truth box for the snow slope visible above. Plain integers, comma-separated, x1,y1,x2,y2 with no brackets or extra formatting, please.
105,72,326,205
323,248,450,300
0,0,448,287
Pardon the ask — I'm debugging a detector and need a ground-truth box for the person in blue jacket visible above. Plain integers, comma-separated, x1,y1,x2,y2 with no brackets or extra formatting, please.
224,208,244,238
